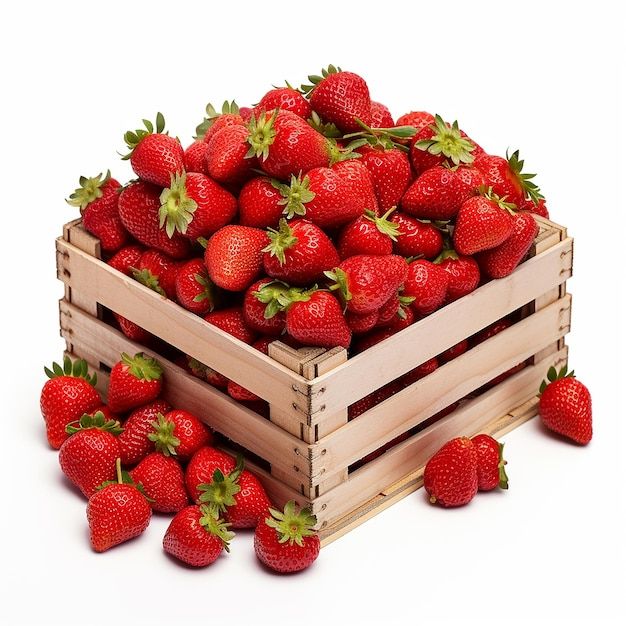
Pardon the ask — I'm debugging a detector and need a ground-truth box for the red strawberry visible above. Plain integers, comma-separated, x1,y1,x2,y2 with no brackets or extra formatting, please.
175,258,215,315
183,140,209,174
239,177,285,229
186,447,237,503
148,409,212,461
113,314,152,344
263,218,340,285
108,244,145,275
163,505,233,567
471,434,509,491
476,212,539,278
400,356,439,387
518,196,549,219
255,87,312,119
59,411,122,497
132,249,180,300
204,307,256,344
118,400,171,466
473,319,511,345
473,150,542,206
285,290,351,348
352,328,397,353
332,159,379,215
243,280,288,336
424,437,478,507
326,254,408,315
196,101,244,144
374,292,414,329
435,251,480,301
348,381,404,419
402,164,484,220
439,339,469,363
87,459,151,552
303,65,371,133
360,148,412,210
159,171,237,240
453,192,515,255
226,338,274,402
66,171,128,252
346,309,379,335
405,256,452,316
107,353,163,414
538,366,592,444
247,109,330,179
370,101,394,128
205,124,255,185
118,181,190,259
391,212,444,259
129,452,189,512
338,209,399,258
204,225,267,291
254,500,320,573
122,113,184,187
386,304,415,332
41,357,101,449
396,111,435,133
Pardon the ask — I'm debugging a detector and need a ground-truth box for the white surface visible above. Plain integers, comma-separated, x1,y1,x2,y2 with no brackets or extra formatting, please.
1,1,624,625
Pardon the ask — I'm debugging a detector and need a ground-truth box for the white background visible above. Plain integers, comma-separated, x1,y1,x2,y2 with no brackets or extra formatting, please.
1,1,624,625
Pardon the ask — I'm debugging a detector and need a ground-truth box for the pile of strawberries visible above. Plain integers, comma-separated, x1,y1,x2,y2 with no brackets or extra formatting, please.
68,64,551,408
40,353,320,572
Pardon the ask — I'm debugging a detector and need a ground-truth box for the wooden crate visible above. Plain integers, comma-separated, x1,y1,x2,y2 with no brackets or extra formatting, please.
56,216,573,545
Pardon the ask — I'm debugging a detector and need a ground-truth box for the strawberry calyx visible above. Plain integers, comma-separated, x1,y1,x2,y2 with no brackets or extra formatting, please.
506,149,544,205
192,273,214,307
121,352,163,382
131,267,166,296
433,248,459,264
497,441,509,490
477,185,518,215
539,364,575,395
195,100,240,140
344,118,417,152
65,410,123,436
307,111,342,138
159,171,198,238
263,219,299,264
198,505,235,551
300,64,343,95
98,458,153,500
187,356,209,377
327,138,366,165
44,355,97,386
197,455,244,514
264,499,317,547
254,280,308,319
148,413,180,456
66,171,112,212
122,113,167,159
364,207,401,241
272,174,316,219
397,294,416,319
246,109,279,161
324,267,351,304
414,114,475,165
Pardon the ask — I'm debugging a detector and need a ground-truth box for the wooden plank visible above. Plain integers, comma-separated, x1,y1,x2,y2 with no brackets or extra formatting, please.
308,237,573,417
56,238,310,417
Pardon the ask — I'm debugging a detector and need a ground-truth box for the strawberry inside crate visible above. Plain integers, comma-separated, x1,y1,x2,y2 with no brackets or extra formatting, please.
57,215,572,543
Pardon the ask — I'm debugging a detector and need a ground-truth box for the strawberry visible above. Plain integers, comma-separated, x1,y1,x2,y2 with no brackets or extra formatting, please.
107,353,163,414
183,140,209,174
239,177,285,229
326,254,408,315
243,280,288,336
352,327,397,353
118,181,191,259
473,319,511,345
400,356,439,387
41,357,101,449
196,101,244,144
439,339,469,363
113,314,152,344
370,101,394,128
226,337,274,402
88,405,120,423
148,409,212,461
390,212,444,259
285,290,351,348
255,86,311,119
246,109,330,179
332,159,379,215
435,251,480,301
254,500,320,573
205,123,256,185
66,171,128,252
476,211,539,279
59,411,123,497
346,309,379,335
175,258,215,315
204,307,256,344
360,148,412,210
473,150,543,206
518,196,549,219
186,446,237,503
402,164,485,220
348,381,404,419
129,452,189,512
374,292,414,328
538,366,592,444
471,434,509,491
396,111,435,133
263,218,340,285
132,249,180,300
118,400,171,466
122,113,184,187
204,225,267,291
424,436,478,507
163,505,233,567
338,209,399,258
303,65,371,133
159,171,237,240
453,191,515,255
87,458,151,552
107,244,145,275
